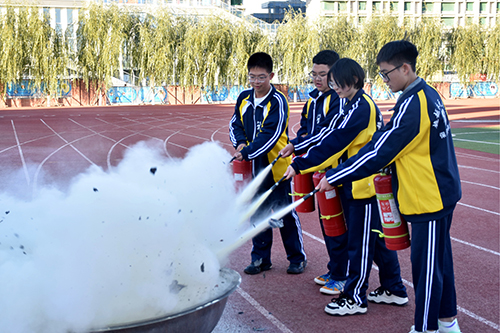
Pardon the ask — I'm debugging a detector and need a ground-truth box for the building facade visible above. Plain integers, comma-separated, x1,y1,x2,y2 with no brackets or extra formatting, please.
307,0,499,27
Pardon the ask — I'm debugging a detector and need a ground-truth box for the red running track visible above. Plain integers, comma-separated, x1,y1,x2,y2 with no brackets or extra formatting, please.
0,99,498,333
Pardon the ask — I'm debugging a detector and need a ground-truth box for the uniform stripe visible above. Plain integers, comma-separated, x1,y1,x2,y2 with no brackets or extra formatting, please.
353,203,371,305
325,95,414,185
422,220,436,331
291,208,307,260
248,92,286,159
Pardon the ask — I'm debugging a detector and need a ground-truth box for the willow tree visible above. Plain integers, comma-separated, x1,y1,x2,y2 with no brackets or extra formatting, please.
229,21,270,86
409,18,443,81
317,16,357,58
273,11,319,95
130,7,179,97
484,23,500,81
354,16,404,81
22,6,69,106
448,24,486,83
0,5,27,100
76,1,125,104
180,16,233,89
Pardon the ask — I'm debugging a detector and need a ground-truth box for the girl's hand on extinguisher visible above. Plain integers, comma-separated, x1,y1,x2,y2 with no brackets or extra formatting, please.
283,166,296,180
316,176,334,192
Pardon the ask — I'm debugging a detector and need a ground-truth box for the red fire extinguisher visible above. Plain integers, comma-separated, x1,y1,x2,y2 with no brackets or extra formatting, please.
232,159,252,191
291,171,315,213
373,173,411,251
312,171,347,237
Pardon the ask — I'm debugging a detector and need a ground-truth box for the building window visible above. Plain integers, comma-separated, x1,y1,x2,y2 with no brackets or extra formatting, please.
404,2,411,11
339,1,347,12
373,1,382,11
466,16,473,24
423,2,434,13
479,2,487,12
359,16,366,23
359,1,366,10
323,1,335,11
466,2,473,11
442,17,454,26
497,2,500,12
390,2,398,11
479,17,486,24
441,2,455,12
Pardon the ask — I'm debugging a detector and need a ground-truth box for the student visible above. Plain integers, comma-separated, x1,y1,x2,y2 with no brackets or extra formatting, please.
229,52,307,275
316,41,462,333
284,58,408,314
280,50,349,295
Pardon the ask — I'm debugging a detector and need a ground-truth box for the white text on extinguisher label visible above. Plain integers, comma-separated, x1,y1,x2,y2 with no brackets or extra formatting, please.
377,196,402,228
234,174,243,181
325,189,337,200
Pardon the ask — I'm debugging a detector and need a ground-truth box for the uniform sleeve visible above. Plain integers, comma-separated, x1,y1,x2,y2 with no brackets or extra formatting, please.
293,97,345,155
325,95,421,185
241,95,288,161
229,99,248,149
291,99,369,174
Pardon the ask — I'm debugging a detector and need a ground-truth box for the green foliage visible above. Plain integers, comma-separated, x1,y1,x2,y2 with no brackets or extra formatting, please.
273,11,319,86
448,24,486,83
0,2,498,101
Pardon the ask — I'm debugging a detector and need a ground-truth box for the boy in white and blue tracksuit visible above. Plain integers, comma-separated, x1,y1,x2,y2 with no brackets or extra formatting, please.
316,42,461,333
229,52,306,275
287,58,407,312
281,50,348,290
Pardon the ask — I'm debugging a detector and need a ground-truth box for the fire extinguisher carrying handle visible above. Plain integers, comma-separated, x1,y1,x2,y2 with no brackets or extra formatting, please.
378,166,392,175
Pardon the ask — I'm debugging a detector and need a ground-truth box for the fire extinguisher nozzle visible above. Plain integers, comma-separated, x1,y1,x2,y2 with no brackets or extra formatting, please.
271,153,282,166
270,175,287,191
228,156,236,164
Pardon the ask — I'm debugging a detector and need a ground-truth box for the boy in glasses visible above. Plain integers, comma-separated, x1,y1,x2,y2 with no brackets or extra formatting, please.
316,41,461,333
280,50,350,295
229,52,307,275
284,58,407,315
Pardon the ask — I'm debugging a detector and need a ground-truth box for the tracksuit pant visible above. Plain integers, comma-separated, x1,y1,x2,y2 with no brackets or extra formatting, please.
410,212,457,332
249,178,306,265
340,188,407,306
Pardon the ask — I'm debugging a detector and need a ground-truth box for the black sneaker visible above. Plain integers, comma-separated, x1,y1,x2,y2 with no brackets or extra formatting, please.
287,260,307,274
244,259,272,275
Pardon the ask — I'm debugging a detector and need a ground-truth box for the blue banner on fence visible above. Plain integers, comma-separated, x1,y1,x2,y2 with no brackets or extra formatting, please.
6,80,71,98
450,82,498,98
107,86,168,104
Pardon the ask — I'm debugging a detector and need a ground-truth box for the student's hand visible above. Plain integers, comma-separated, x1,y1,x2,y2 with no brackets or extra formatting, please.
316,176,334,192
237,143,246,151
233,151,243,161
284,166,296,180
280,143,295,158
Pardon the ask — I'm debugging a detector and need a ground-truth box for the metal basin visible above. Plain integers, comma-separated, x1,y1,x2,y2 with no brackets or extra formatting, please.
89,268,241,333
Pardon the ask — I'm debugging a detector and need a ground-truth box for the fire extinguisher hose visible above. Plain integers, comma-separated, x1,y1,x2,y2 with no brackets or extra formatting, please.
371,229,410,239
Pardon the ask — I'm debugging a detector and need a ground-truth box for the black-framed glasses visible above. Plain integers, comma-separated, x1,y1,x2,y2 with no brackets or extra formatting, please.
248,74,271,83
309,71,328,80
378,64,403,81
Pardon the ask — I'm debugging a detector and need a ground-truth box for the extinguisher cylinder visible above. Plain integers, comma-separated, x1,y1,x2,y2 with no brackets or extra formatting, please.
373,174,411,251
233,159,252,191
292,172,315,213
312,172,347,237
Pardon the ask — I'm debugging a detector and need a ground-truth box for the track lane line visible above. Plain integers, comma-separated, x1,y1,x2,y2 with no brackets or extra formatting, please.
10,120,31,186
302,230,500,331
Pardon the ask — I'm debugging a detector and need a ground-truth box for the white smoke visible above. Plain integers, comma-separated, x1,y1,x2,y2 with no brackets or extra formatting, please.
0,141,243,332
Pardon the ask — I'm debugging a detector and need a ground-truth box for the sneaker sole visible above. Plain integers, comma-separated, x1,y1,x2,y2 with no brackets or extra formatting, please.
314,278,327,286
324,307,367,316
320,287,342,295
367,295,408,306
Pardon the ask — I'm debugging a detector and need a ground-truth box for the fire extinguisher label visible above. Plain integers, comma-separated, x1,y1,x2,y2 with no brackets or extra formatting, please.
234,173,243,181
325,189,337,200
377,198,402,228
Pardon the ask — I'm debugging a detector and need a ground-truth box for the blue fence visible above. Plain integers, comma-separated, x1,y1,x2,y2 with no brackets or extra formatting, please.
450,82,498,98
6,80,72,98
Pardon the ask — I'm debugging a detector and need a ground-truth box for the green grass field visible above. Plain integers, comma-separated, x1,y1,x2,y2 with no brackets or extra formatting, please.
452,127,500,154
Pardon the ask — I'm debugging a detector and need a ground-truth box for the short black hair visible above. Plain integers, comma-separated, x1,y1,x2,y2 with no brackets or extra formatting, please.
329,58,365,90
376,40,419,72
313,50,340,67
247,52,273,73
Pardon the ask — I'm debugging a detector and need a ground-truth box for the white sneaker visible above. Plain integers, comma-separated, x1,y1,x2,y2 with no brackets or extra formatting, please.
367,286,409,305
324,295,367,316
408,325,438,333
438,319,461,333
